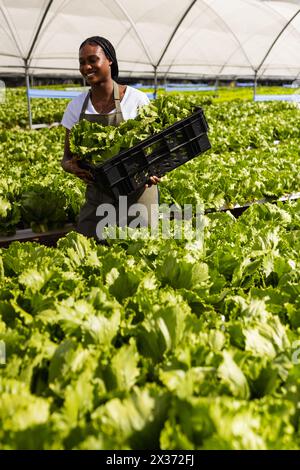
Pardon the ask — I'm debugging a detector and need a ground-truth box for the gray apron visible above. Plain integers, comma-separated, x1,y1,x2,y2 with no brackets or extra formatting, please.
76,81,159,239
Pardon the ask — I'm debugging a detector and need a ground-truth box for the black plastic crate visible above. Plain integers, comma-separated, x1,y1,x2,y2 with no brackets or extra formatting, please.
89,107,211,199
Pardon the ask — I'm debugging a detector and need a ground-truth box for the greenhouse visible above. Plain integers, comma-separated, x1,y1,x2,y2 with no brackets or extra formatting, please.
0,0,300,454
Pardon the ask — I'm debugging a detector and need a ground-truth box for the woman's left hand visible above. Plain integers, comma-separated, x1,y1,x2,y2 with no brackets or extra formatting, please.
145,175,161,188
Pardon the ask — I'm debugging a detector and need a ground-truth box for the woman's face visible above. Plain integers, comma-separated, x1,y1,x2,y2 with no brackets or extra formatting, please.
79,43,112,84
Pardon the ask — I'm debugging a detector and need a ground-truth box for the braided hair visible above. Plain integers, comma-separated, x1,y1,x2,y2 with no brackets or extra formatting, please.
79,36,119,80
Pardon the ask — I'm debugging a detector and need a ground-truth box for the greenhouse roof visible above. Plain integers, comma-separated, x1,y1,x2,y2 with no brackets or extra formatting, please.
0,0,299,79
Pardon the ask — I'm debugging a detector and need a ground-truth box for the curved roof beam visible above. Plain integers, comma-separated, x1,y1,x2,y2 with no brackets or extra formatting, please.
0,52,23,59
262,0,300,41
202,0,254,75
256,8,300,76
156,0,197,69
26,0,75,68
161,0,254,79
0,0,24,59
25,0,154,69
25,0,54,64
111,0,155,66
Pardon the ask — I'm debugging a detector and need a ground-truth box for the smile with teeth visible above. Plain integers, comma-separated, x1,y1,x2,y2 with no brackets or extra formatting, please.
86,72,96,78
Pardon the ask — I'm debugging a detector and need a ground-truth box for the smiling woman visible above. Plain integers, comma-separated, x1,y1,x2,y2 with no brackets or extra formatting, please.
61,36,160,240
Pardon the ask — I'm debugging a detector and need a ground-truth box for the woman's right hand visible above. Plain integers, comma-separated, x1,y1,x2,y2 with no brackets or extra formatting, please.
62,159,94,184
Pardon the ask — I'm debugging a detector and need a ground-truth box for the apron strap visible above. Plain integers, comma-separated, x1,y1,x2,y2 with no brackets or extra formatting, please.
113,80,122,114
79,91,91,121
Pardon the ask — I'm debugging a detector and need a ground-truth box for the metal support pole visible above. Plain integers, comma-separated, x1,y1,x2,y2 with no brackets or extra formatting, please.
25,62,33,129
253,70,258,101
153,66,158,99
163,75,167,91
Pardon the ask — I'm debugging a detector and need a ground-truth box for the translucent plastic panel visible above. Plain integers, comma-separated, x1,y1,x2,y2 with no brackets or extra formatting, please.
161,0,300,77
0,0,50,57
0,0,299,79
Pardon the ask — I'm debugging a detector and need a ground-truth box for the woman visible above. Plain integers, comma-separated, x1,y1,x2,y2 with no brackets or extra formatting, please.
61,36,159,240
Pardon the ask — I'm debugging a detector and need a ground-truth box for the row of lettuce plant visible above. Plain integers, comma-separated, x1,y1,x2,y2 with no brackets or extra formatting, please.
0,95,299,235
0,201,299,449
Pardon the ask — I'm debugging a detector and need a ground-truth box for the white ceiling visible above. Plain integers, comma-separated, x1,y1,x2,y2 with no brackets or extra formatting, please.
0,0,299,79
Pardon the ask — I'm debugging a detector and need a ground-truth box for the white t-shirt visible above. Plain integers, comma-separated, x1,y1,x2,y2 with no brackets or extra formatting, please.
61,86,150,130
